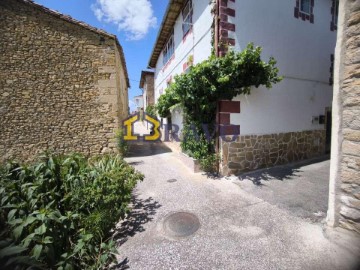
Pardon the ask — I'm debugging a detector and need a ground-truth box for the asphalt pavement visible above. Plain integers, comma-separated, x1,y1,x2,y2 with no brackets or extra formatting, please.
114,143,360,270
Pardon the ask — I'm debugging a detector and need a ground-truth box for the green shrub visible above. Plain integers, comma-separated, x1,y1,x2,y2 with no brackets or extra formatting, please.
181,124,214,160
115,128,129,157
199,154,220,173
145,104,157,117
0,153,144,269
156,85,179,118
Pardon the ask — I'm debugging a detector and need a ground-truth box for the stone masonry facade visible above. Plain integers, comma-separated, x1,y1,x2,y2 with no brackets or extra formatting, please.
337,1,360,234
0,0,129,162
221,130,326,175
140,71,155,108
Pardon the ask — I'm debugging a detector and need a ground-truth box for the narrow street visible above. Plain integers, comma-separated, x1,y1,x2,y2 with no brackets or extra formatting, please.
115,143,359,270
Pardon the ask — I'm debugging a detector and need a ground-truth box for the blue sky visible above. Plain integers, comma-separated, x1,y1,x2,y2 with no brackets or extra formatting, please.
34,0,167,111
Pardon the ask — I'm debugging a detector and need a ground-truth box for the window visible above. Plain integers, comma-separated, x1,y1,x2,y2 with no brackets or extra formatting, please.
334,0,339,25
331,0,339,31
329,54,334,85
294,0,314,23
300,0,311,14
163,33,174,65
182,0,193,37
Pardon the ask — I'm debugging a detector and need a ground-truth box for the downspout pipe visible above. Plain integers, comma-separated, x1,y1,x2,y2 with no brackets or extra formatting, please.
214,0,221,173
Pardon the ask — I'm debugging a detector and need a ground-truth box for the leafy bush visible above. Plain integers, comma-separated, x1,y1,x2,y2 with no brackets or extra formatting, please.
181,124,214,160
199,154,220,174
156,86,179,118
0,153,143,269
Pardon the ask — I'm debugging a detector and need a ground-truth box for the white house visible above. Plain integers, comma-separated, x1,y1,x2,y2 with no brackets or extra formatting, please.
148,0,338,175
133,95,144,112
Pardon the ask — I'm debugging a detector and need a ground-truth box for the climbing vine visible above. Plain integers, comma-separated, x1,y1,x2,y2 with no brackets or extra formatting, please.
156,43,282,170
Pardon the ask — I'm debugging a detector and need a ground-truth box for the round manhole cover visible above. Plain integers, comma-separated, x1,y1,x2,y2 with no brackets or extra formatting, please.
163,212,200,238
167,178,177,183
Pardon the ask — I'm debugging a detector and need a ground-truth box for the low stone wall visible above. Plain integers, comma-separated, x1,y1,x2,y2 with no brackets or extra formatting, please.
220,130,326,175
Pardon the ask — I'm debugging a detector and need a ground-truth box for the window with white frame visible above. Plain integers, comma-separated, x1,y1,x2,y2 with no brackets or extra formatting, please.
182,0,193,37
294,0,314,23
163,33,174,65
300,0,311,14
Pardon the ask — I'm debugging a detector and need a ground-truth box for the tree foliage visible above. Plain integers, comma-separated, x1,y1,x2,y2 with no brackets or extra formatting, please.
145,104,157,117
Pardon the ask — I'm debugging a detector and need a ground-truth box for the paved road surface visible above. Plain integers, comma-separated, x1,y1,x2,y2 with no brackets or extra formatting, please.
114,143,359,270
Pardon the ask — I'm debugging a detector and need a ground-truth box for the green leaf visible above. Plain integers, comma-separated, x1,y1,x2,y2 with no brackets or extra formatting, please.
42,236,53,244
23,215,37,227
34,224,47,235
13,224,24,240
0,245,27,258
8,218,23,226
7,209,17,221
22,233,37,248
64,263,74,270
32,244,43,259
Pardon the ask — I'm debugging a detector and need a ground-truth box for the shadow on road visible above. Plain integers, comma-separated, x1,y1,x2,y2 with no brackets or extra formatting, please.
126,142,172,157
114,195,161,245
238,155,330,186
112,195,161,269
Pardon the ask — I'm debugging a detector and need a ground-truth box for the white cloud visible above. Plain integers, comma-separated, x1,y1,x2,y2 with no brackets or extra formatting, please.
91,0,157,40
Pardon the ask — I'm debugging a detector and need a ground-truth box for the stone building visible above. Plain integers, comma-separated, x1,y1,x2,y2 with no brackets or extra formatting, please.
327,0,360,234
0,0,129,161
139,70,155,112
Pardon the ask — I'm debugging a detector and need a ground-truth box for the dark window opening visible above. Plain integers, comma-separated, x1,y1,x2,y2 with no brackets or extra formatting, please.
182,0,193,37
163,32,174,65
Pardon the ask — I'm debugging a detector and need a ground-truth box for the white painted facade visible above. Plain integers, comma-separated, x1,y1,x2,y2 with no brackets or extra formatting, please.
229,0,336,135
153,0,336,136
171,106,184,138
154,0,213,102
133,95,143,111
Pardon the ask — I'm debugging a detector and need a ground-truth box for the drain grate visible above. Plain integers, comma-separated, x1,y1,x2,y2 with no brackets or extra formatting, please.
167,178,177,183
163,212,200,238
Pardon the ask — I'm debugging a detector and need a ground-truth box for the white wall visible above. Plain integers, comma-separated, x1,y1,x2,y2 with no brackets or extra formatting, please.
228,0,336,135
171,106,184,139
231,78,333,135
134,96,143,109
154,0,213,103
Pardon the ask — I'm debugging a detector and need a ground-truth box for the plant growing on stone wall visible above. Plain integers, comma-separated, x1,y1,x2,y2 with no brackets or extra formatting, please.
156,43,282,171
115,128,129,157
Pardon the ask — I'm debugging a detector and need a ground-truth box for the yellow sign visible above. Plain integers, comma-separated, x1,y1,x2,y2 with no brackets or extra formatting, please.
122,113,161,141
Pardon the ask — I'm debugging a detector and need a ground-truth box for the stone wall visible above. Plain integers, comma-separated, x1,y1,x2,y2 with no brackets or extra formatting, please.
145,74,155,106
0,0,129,162
329,0,360,234
220,130,326,175
140,71,155,108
